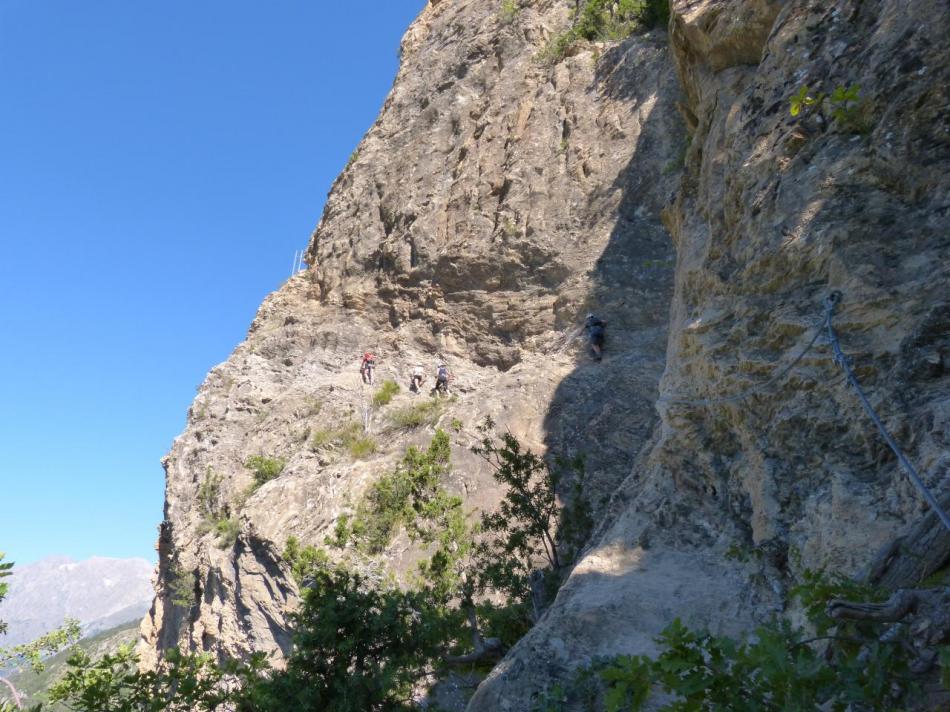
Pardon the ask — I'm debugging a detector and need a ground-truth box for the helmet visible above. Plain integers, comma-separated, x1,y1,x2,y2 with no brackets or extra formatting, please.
438,363,446,368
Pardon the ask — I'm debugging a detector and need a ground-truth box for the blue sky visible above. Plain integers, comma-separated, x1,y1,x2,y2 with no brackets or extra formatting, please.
0,0,424,565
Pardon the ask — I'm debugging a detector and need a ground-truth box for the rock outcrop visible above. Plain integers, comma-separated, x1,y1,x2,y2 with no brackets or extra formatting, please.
142,0,949,708
141,0,682,671
469,0,950,708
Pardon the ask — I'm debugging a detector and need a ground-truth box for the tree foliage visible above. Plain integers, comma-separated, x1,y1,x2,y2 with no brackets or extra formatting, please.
9,426,596,711
46,646,249,712
240,565,448,712
0,553,11,637
472,417,592,610
0,552,82,712
577,572,926,711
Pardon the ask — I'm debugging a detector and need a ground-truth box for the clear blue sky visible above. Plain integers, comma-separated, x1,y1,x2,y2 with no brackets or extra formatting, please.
0,0,424,565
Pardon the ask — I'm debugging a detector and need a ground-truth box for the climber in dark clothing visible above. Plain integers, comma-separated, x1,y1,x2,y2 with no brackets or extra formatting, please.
433,363,452,396
585,314,606,361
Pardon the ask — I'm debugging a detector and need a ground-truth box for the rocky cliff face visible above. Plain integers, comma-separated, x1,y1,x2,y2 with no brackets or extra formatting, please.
469,0,950,708
140,0,682,670
142,0,949,708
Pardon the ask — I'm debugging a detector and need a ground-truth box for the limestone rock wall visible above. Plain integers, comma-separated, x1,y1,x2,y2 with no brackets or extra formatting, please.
468,0,950,708
140,0,683,669
141,0,948,707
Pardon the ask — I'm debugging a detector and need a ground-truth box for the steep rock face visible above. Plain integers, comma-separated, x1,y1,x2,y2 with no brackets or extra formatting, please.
468,0,950,708
141,0,683,668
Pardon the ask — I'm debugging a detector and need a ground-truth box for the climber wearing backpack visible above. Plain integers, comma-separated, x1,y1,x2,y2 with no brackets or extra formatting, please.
585,314,606,361
410,364,426,393
433,363,452,396
359,351,376,385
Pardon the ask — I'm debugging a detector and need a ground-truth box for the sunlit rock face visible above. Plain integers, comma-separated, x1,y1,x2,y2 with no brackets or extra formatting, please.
140,0,680,674
141,0,948,708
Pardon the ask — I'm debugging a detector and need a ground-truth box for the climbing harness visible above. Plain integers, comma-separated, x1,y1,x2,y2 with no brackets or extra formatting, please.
824,291,950,532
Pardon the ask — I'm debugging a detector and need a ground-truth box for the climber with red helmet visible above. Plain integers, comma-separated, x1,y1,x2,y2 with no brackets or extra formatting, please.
360,351,377,385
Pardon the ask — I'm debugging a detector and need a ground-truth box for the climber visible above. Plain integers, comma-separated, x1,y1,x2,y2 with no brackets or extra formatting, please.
359,351,376,385
584,313,606,361
410,364,426,393
433,362,452,396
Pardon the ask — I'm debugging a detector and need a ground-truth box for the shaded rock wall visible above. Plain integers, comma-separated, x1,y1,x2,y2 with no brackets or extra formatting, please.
468,0,950,708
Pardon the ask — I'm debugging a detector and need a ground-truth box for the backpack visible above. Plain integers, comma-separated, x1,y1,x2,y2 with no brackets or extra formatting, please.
437,366,449,382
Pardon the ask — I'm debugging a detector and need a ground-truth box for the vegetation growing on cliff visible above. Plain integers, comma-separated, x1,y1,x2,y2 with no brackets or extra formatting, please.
243,455,285,490
789,83,874,134
534,571,943,711
541,0,670,63
195,468,240,548
24,429,593,711
389,397,445,429
335,429,455,553
310,420,377,460
499,0,520,25
371,379,400,407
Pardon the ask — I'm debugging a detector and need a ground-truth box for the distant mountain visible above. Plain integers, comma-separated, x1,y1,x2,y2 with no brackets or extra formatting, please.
0,556,153,649
3,620,140,711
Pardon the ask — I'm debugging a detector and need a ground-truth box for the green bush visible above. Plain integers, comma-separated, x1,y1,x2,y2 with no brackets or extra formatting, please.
500,0,519,24
214,518,239,548
311,421,376,460
282,537,329,586
244,455,285,489
196,467,222,518
326,514,353,548
537,571,925,711
389,398,444,429
194,468,241,548
347,435,377,459
372,379,400,407
167,562,195,609
343,431,454,553
540,0,670,63
789,83,874,134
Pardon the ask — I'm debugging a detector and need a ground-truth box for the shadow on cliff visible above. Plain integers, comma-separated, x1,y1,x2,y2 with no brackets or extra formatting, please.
541,34,685,504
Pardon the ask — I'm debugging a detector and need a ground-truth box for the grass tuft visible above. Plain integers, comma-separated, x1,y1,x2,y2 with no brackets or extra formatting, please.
372,380,400,407
389,398,445,429
312,421,377,460
244,455,285,489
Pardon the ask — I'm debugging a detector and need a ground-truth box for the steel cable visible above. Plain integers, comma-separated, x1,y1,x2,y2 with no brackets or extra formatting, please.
824,291,950,532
